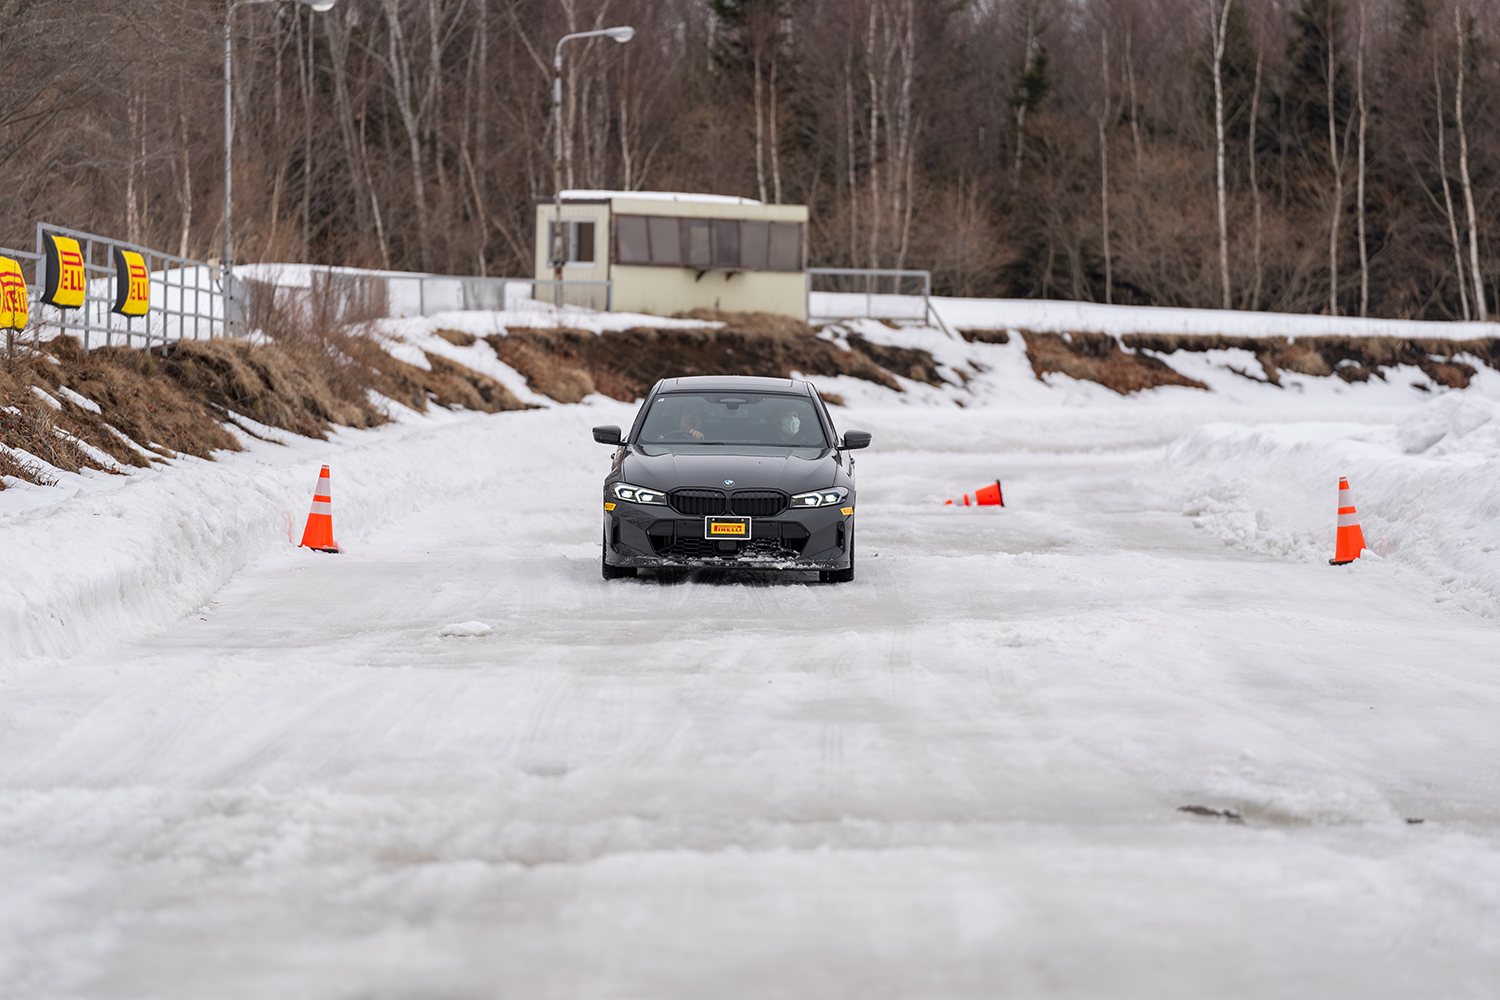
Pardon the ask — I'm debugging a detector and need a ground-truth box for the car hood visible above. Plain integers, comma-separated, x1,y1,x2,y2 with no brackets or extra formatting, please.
621,447,838,495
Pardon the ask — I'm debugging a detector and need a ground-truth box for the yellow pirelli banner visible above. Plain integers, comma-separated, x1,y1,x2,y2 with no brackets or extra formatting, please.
0,256,28,330
42,232,85,309
112,248,149,317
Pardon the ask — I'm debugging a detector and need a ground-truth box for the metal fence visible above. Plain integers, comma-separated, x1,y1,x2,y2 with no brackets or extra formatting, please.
237,266,614,323
806,267,955,338
1,227,615,357
4,222,234,353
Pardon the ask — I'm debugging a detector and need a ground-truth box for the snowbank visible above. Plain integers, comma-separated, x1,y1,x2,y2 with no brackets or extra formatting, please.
0,403,622,663
1163,392,1500,617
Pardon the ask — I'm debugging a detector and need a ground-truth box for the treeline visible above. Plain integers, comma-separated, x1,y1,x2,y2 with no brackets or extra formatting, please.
0,0,1495,320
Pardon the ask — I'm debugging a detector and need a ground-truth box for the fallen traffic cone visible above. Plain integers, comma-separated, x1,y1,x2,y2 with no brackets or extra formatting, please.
299,464,341,553
1328,476,1366,566
975,480,1004,507
945,481,1003,507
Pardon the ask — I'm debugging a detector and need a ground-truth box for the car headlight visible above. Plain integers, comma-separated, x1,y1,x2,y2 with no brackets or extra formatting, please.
612,482,669,505
790,487,849,508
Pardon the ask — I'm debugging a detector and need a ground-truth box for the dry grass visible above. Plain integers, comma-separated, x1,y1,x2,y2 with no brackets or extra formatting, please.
487,313,944,404
1120,333,1500,389
1020,331,1209,394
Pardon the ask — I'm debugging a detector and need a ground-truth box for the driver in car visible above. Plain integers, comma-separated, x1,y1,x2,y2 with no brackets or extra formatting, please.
657,399,706,441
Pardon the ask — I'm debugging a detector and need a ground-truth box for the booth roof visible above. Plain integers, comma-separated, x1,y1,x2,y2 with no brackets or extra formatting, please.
558,190,765,206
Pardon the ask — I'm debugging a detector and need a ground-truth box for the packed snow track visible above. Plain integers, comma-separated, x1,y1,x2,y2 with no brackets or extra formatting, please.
2,386,1499,997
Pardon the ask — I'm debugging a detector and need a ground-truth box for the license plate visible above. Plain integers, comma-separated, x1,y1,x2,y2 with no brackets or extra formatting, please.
704,517,750,538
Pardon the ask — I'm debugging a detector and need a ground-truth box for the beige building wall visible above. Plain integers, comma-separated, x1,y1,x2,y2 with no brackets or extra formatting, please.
533,201,611,310
533,195,809,319
608,266,806,319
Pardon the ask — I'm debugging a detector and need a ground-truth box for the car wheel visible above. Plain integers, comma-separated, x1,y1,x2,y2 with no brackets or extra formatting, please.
820,532,854,583
602,531,635,580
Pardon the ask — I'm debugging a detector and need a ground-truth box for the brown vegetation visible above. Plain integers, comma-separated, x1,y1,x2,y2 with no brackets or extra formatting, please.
0,304,534,489
1010,329,1500,393
1121,332,1500,388
1020,331,1211,394
485,312,950,404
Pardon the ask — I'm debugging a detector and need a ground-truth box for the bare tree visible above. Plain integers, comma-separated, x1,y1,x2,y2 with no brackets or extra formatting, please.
380,0,433,270
1356,0,1368,317
1248,13,1265,310
1433,35,1470,320
1012,0,1042,189
1126,18,1142,173
866,0,880,268
1325,2,1354,316
1210,0,1232,310
1098,17,1112,305
176,110,192,258
1454,0,1486,320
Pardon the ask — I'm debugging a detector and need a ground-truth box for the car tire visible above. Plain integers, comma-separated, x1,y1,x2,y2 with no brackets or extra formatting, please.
820,532,854,583
602,531,636,580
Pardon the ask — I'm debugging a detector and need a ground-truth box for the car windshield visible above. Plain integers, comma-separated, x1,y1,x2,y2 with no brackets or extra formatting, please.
638,392,828,448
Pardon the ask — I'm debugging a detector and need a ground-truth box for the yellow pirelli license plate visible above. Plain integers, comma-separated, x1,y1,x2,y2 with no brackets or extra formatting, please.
705,517,750,539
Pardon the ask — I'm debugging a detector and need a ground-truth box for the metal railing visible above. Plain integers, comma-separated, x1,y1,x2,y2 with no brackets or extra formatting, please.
806,267,955,338
18,222,233,353
1,228,617,358
239,265,614,320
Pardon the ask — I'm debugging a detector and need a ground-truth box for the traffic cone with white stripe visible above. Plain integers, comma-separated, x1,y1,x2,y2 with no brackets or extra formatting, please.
1329,476,1366,566
299,465,341,553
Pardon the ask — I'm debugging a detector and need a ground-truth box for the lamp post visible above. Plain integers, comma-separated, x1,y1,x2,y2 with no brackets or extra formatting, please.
551,26,634,299
224,0,337,333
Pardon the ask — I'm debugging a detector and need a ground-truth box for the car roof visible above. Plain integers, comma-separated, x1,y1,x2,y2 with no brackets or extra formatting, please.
655,375,810,395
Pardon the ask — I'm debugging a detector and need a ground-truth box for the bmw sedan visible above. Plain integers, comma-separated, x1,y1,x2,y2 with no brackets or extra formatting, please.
593,376,871,582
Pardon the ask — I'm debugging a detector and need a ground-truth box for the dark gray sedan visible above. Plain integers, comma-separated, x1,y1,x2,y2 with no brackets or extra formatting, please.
592,376,871,582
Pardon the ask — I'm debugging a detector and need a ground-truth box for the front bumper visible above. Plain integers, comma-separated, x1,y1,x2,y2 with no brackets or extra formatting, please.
603,501,853,570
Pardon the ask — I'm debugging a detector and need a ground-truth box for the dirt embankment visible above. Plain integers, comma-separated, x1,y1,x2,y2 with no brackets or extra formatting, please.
482,311,947,405
1010,331,1210,394
959,327,1500,395
0,334,526,489
1120,333,1499,390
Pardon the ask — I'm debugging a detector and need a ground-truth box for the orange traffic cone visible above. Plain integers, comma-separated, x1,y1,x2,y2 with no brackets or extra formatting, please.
1329,476,1366,566
945,482,1004,507
299,464,341,553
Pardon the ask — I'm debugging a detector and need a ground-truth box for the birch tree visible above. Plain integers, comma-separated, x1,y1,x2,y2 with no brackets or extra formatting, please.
1325,2,1353,316
1453,0,1486,320
1097,18,1112,305
1433,36,1470,319
380,0,433,270
1210,0,1232,310
1011,0,1046,190
1356,0,1368,317
1248,16,1265,310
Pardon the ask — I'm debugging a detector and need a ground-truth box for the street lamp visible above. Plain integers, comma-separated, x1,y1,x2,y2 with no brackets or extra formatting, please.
223,0,338,333
551,26,635,298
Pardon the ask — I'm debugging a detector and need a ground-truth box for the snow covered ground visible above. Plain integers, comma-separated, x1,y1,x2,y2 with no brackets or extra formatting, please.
2,308,1499,997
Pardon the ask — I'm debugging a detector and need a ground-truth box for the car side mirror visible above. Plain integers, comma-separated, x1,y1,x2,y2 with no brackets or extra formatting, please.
592,425,622,445
841,430,872,450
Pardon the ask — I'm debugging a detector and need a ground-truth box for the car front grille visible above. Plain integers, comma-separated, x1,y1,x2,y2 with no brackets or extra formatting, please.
669,489,787,517
729,490,786,517
669,489,726,516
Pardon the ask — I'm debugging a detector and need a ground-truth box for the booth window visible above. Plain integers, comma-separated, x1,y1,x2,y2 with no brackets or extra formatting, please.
612,215,803,272
548,220,596,265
